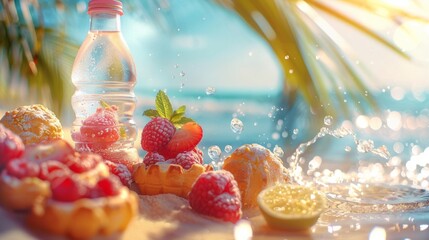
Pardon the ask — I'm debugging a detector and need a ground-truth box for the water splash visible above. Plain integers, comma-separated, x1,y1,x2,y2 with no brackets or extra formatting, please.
288,125,390,183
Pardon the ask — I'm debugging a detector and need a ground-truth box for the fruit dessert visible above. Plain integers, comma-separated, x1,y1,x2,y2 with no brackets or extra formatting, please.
133,91,212,198
0,104,63,145
222,143,290,209
189,170,242,223
0,158,50,210
73,101,137,171
28,173,138,239
0,123,25,169
0,139,109,211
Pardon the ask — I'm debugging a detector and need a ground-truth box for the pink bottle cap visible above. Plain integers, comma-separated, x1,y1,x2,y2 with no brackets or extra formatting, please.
88,0,123,16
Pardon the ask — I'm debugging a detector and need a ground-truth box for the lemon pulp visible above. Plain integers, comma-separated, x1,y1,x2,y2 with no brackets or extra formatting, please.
257,183,326,231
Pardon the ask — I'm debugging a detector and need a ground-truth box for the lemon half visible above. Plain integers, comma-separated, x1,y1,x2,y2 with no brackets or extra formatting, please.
257,183,326,231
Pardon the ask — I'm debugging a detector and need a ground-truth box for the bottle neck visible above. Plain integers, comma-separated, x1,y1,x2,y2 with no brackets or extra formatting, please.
90,13,121,32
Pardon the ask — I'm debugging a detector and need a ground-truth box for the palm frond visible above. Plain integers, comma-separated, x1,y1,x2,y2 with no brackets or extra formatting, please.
215,0,429,118
0,0,78,115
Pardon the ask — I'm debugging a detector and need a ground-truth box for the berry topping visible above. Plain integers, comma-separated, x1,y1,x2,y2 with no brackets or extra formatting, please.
163,122,203,157
61,152,102,174
192,147,204,164
0,124,24,168
92,175,122,197
141,117,175,152
23,139,74,163
104,160,132,186
143,152,165,167
188,170,242,223
80,101,121,143
141,90,202,159
5,158,39,179
38,160,70,181
50,175,88,202
170,151,201,170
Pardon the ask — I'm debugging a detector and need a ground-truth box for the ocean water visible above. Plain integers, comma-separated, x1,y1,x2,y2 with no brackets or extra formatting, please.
135,89,429,159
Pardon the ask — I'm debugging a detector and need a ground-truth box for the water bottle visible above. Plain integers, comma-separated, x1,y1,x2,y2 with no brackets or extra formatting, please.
71,0,138,169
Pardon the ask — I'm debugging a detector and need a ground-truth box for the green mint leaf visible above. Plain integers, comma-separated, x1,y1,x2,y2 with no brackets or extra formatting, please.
155,90,173,119
170,105,186,123
173,117,194,128
143,109,160,118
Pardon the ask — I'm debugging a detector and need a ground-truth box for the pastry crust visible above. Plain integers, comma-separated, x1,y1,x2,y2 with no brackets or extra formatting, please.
222,143,290,209
28,188,138,239
0,172,50,211
0,104,63,145
133,163,213,199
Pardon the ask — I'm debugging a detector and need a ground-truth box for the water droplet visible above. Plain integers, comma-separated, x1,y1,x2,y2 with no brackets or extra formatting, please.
273,145,284,157
289,69,294,74
224,145,232,153
324,115,333,126
293,128,299,135
179,71,186,77
208,146,222,161
345,146,352,152
284,55,290,60
205,87,216,95
174,64,180,68
231,118,243,134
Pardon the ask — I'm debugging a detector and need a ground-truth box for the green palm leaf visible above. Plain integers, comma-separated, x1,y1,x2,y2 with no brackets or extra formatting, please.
216,0,429,118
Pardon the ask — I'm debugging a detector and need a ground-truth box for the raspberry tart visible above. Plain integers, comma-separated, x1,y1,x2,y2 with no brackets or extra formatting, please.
0,158,50,210
28,174,138,239
133,91,212,198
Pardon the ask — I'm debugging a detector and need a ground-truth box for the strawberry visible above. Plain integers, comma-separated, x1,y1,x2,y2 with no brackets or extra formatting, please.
61,152,102,174
0,124,25,168
38,160,71,181
141,117,175,152
50,175,88,202
80,102,120,144
170,151,200,170
188,170,242,223
23,139,74,163
143,152,165,167
5,158,39,179
162,122,203,156
91,175,122,198
104,160,132,186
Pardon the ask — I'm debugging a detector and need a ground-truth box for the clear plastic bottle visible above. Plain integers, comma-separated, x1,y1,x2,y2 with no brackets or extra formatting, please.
71,0,138,169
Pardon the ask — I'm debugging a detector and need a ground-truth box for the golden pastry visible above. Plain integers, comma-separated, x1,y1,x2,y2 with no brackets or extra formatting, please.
0,104,63,145
222,143,290,209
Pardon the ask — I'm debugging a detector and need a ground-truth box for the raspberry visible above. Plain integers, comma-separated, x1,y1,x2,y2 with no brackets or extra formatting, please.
0,124,24,168
61,152,102,174
91,175,122,198
104,160,132,186
5,158,39,179
188,170,242,223
143,152,165,167
80,104,120,143
50,175,88,202
192,147,204,164
141,117,175,152
170,151,200,170
38,160,70,181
